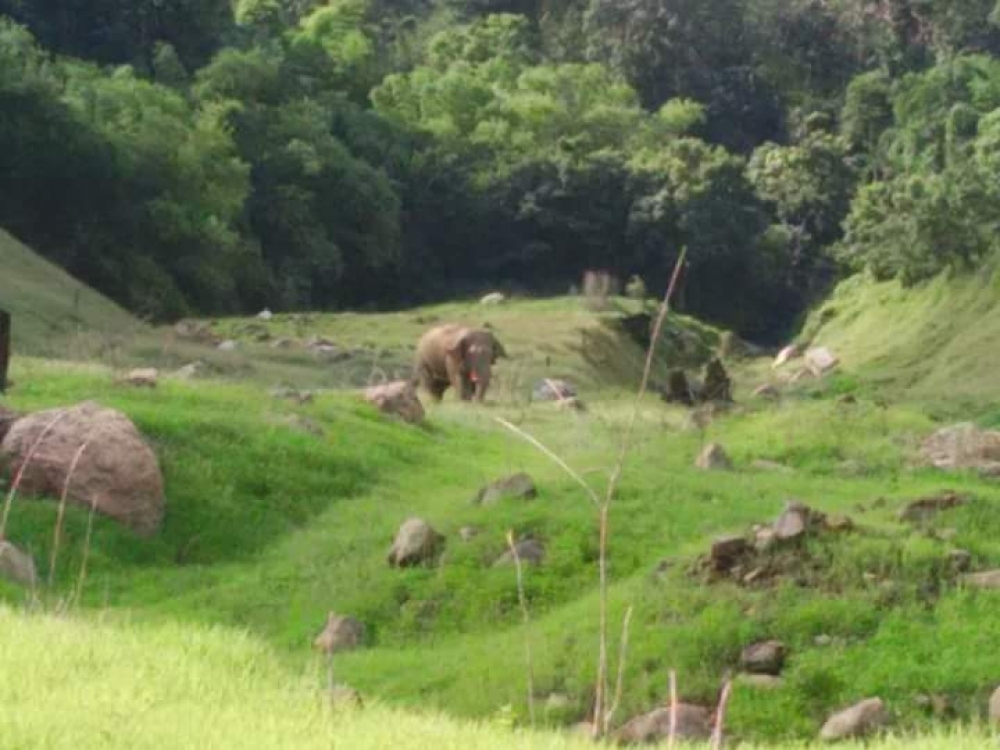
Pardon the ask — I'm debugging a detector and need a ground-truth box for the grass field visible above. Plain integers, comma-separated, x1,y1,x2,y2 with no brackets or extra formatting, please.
4,243,1000,746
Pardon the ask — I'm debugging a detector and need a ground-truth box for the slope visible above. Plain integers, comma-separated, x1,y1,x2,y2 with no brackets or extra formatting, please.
798,264,1000,410
0,227,141,353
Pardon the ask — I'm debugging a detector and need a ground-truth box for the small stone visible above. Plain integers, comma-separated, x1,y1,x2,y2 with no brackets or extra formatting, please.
710,535,749,572
614,705,712,744
695,443,732,471
364,381,425,425
269,387,314,405
312,612,366,655
121,368,158,388
819,698,888,742
494,538,545,567
257,308,274,321
741,639,787,675
0,541,37,588
270,337,296,349
773,501,811,542
174,362,203,380
387,518,445,568
837,394,857,405
459,526,479,541
960,569,1000,589
472,473,537,506
814,634,834,647
217,339,237,351
544,693,573,712
480,292,506,305
532,379,578,403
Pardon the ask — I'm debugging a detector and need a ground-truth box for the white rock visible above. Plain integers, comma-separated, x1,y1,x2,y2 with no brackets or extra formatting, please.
257,308,273,321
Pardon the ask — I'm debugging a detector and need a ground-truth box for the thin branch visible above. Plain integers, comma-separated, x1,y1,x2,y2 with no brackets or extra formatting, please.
668,669,678,750
0,411,68,539
602,604,634,735
71,492,100,608
507,529,536,727
711,676,733,750
494,418,601,506
48,441,90,588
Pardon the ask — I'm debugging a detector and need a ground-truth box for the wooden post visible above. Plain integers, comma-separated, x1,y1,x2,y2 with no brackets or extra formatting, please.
0,310,9,393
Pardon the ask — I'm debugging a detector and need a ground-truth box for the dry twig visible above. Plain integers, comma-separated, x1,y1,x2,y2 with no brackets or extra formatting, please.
48,441,90,588
507,529,536,727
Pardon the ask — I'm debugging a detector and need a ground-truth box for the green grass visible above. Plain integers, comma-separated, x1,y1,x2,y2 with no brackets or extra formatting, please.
2,605,994,749
7,263,1000,744
0,227,142,352
798,264,1000,413
4,352,1000,743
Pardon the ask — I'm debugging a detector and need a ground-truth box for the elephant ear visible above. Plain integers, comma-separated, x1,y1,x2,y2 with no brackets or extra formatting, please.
492,337,508,361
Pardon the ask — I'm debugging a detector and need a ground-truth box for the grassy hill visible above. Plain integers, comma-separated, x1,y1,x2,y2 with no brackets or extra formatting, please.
5,260,1000,744
0,228,142,354
799,263,1000,413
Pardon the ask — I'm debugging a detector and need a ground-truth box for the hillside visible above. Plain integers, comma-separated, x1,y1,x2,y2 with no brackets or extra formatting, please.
3,292,1000,743
800,265,1000,410
0,228,141,353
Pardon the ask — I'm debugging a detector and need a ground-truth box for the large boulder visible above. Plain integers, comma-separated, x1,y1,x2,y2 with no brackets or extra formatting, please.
819,698,888,741
312,612,366,655
472,473,537,506
364,381,424,424
614,704,712,744
387,518,444,568
0,540,37,588
920,423,1000,475
0,402,165,536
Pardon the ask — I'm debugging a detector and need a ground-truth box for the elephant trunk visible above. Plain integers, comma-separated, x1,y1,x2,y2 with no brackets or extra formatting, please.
471,368,490,402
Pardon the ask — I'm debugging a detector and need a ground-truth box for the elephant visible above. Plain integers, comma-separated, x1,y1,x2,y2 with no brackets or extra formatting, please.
413,324,507,403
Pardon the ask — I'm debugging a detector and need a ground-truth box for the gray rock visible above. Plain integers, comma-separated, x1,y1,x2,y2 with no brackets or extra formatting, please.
480,292,506,305
614,704,712,744
751,459,792,473
921,423,1000,473
269,387,314,405
819,698,888,742
773,501,823,543
695,443,732,470
0,541,37,588
387,518,445,568
494,538,545,567
741,639,787,675
364,381,425,425
312,612,365,654
473,473,537,506
217,339,238,352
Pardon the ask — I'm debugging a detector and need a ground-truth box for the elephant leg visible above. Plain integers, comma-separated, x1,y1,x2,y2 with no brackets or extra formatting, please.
427,379,448,402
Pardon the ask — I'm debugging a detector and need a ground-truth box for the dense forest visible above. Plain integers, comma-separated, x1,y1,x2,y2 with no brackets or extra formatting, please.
4,0,1000,339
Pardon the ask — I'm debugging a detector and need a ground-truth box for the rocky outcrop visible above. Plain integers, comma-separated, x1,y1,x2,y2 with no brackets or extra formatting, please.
0,402,165,535
921,424,1000,475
